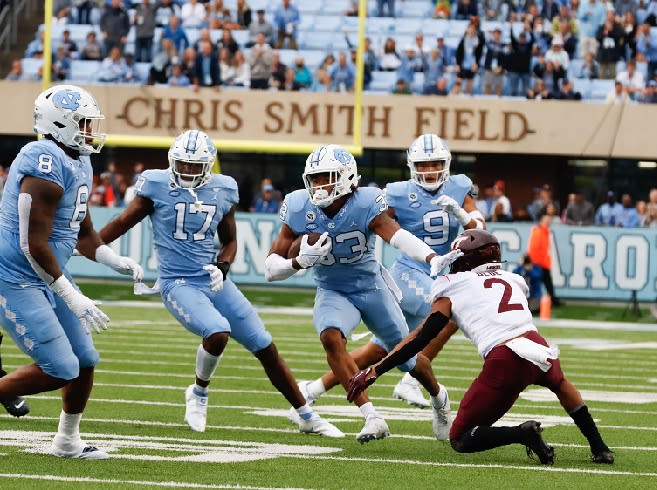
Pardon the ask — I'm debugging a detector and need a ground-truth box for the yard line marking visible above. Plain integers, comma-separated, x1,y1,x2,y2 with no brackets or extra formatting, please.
0,473,308,489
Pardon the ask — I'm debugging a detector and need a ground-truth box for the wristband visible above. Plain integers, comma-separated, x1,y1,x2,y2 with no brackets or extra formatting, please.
215,260,230,280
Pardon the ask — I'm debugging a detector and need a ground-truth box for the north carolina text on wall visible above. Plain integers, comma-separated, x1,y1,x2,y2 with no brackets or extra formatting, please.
69,210,657,302
1,81,654,158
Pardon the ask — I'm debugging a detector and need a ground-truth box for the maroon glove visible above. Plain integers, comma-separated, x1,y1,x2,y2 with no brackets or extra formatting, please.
347,367,377,402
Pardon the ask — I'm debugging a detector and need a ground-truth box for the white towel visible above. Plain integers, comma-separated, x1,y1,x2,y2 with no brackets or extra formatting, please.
134,278,161,296
506,337,559,373
380,264,403,303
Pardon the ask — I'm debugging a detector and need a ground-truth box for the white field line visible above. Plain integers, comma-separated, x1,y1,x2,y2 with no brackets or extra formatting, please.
0,473,307,490
101,302,657,332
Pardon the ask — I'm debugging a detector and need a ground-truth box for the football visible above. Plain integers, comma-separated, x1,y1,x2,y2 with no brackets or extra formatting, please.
287,233,323,259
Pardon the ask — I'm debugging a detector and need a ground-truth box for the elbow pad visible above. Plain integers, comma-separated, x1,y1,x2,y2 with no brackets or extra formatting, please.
389,228,435,263
264,253,297,282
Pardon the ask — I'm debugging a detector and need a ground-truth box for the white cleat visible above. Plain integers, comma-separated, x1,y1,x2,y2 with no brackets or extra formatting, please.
298,380,318,405
184,384,208,432
431,384,452,441
392,375,430,408
51,435,109,460
356,415,390,444
298,413,345,438
287,406,301,425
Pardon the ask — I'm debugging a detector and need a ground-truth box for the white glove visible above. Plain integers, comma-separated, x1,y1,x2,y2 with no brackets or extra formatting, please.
95,245,144,281
430,250,464,277
296,232,331,269
203,264,224,292
433,195,470,226
50,275,109,334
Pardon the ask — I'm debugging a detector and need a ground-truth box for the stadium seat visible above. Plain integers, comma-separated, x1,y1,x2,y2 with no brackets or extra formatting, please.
21,58,43,80
70,59,101,83
297,0,323,15
321,0,351,16
400,1,433,18
134,62,151,83
369,71,396,92
231,29,250,47
392,17,424,34
572,78,592,99
314,15,343,32
589,79,614,100
423,19,450,38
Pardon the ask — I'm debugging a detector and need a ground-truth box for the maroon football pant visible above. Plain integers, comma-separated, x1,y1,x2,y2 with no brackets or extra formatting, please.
450,331,565,440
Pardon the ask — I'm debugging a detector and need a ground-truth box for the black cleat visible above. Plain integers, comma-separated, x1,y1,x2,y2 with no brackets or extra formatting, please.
520,420,555,465
1,396,29,417
592,450,614,464
0,369,30,417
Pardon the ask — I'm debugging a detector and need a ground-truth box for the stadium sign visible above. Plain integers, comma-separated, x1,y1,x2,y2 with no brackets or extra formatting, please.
0,82,654,158
69,210,657,302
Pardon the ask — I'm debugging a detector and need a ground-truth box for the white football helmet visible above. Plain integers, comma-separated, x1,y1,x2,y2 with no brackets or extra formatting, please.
168,130,216,189
33,84,105,155
407,134,451,191
303,144,359,207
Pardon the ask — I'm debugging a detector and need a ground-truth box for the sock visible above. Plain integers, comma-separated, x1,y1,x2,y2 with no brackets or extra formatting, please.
453,425,523,453
359,402,376,419
56,410,82,438
307,379,326,398
296,403,313,421
193,384,209,396
431,387,447,409
569,404,609,453
195,344,221,382
401,372,414,384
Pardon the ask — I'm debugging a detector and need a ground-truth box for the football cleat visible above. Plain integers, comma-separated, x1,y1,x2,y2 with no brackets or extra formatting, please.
592,449,614,464
184,384,208,432
520,420,555,465
356,415,390,444
392,374,430,408
51,435,109,460
298,413,345,438
298,380,318,405
0,369,30,417
431,385,452,441
287,406,301,425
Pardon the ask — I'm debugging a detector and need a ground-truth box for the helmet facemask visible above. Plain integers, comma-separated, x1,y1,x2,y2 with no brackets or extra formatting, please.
33,84,106,155
168,130,216,189
406,134,451,191
303,145,359,208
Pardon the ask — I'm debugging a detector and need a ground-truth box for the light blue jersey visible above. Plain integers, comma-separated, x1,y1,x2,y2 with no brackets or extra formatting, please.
281,187,387,294
280,187,415,371
0,139,92,285
135,169,238,280
136,169,271,351
0,139,98,380
386,175,473,331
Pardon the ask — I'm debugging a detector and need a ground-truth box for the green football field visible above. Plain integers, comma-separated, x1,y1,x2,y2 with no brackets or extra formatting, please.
0,288,656,489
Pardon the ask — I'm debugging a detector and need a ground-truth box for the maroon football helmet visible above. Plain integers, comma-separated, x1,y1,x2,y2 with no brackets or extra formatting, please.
449,229,501,273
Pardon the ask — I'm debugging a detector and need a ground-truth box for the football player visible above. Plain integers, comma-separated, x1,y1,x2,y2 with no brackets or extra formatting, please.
292,134,485,418
0,85,143,459
348,229,614,465
98,130,343,438
264,144,461,443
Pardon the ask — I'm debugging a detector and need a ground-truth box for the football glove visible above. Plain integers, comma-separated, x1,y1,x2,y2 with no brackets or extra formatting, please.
95,245,144,281
347,367,377,403
296,232,331,269
430,250,464,277
433,195,470,226
50,275,109,334
203,264,224,292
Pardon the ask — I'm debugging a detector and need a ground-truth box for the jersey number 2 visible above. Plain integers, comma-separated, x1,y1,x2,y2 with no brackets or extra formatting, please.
483,278,524,313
